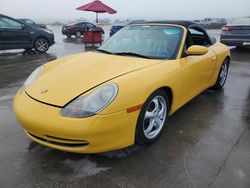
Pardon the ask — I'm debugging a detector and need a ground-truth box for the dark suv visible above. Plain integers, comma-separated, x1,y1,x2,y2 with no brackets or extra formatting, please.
0,14,55,53
62,22,101,38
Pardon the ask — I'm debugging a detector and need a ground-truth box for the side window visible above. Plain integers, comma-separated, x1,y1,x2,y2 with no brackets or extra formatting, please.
77,23,85,27
0,20,9,28
0,17,22,30
189,28,211,47
86,23,95,29
208,33,217,44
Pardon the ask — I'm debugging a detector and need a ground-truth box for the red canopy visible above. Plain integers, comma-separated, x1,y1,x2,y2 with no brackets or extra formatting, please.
76,0,117,23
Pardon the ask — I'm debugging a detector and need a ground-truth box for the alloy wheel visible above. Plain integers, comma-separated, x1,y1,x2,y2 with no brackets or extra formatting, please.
143,96,167,139
219,61,228,86
35,38,49,53
75,31,82,38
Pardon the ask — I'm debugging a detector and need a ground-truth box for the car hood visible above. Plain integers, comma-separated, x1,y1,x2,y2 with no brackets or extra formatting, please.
26,52,162,107
34,24,47,29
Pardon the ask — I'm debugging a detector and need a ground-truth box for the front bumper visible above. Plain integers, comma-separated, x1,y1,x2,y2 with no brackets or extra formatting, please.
13,92,139,153
48,34,55,46
62,29,72,36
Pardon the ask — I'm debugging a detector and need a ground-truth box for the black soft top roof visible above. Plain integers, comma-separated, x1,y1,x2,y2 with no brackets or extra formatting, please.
134,20,196,28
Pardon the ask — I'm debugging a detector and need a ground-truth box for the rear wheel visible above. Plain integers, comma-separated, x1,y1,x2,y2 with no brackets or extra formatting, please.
75,31,82,38
212,58,229,89
135,90,169,145
34,38,49,53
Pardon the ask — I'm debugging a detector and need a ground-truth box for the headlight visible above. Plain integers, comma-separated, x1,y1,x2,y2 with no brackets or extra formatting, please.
20,65,44,92
60,83,118,118
43,29,53,34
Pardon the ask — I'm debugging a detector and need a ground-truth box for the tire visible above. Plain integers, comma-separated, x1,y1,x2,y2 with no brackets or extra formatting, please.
75,31,82,38
34,38,49,53
135,90,169,146
212,58,229,89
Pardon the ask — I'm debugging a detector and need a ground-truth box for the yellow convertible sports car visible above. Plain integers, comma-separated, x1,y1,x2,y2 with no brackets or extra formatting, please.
14,21,230,153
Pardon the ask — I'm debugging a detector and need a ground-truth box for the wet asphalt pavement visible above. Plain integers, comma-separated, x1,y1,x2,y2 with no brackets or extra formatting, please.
0,27,250,188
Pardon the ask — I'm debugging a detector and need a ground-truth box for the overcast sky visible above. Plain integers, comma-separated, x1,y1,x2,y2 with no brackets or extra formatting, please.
0,0,249,22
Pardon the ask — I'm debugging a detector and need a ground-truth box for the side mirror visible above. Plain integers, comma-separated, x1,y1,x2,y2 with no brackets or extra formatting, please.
186,45,208,56
21,24,26,29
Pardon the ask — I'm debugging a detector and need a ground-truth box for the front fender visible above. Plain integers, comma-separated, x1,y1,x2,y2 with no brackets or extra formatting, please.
100,60,182,115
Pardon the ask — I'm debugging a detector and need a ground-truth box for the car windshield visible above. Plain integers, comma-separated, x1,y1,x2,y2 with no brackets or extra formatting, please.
98,25,183,60
25,19,35,25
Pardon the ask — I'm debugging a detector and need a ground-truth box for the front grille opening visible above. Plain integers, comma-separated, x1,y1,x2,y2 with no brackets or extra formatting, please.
46,135,86,143
29,133,89,148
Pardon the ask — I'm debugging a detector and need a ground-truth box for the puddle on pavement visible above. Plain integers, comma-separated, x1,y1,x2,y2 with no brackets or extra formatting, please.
62,159,110,178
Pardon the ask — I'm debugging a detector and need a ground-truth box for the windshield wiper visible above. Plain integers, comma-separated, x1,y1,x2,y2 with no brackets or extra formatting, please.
113,52,153,59
96,49,113,54
96,50,160,59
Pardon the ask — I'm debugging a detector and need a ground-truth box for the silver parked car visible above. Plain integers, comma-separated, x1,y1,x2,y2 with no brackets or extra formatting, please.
220,17,250,47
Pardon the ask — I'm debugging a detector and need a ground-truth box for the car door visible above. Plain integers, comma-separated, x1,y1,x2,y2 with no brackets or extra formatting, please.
0,16,32,49
180,27,217,104
77,22,87,31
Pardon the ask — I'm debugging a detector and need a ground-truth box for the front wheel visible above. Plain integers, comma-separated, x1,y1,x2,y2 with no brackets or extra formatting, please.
34,38,49,53
135,90,169,145
212,58,229,89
